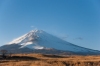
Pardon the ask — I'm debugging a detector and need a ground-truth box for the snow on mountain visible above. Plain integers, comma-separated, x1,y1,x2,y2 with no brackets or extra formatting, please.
7,29,100,53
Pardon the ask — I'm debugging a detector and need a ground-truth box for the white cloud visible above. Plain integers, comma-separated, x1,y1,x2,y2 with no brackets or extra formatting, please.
31,26,35,28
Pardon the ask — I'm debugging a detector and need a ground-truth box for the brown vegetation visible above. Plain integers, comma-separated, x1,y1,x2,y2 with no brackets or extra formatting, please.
0,53,100,66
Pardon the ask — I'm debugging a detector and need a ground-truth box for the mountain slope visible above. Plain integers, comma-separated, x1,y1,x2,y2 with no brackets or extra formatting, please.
1,29,100,55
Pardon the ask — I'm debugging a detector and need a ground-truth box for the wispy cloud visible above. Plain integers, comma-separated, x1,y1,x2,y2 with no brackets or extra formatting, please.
30,26,38,30
61,35,69,40
31,26,35,28
73,37,83,40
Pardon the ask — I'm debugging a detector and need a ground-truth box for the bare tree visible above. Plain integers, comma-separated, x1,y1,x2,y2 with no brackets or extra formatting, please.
9,52,12,57
0,50,8,58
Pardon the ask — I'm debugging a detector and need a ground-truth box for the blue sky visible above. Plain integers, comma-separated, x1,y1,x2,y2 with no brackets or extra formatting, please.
0,0,100,50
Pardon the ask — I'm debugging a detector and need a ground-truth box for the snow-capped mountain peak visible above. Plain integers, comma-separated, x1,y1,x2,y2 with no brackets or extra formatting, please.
8,29,45,49
7,29,100,53
8,29,42,44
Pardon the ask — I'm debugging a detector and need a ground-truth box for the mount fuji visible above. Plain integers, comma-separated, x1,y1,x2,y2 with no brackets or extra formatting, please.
0,30,100,55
